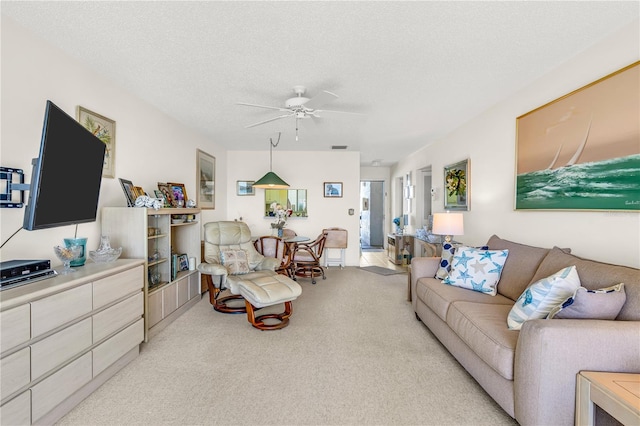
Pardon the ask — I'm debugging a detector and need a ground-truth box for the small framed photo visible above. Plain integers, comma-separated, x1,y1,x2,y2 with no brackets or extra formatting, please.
178,253,189,271
154,190,167,206
324,182,343,198
157,182,174,207
196,149,215,209
119,178,136,207
168,182,188,207
237,180,255,196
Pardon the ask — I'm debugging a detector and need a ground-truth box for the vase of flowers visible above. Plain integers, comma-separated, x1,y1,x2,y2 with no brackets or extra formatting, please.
270,204,291,237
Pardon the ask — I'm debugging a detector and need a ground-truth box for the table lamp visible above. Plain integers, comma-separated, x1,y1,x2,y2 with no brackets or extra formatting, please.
432,212,464,243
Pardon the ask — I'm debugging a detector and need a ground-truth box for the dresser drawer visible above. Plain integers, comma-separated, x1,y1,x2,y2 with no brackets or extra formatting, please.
31,318,92,381
31,352,92,422
1,304,31,354
93,265,143,309
0,390,30,426
93,292,143,343
1,347,30,398
31,283,92,338
93,318,143,377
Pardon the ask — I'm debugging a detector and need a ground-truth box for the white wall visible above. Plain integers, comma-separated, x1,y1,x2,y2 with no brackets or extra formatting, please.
1,16,228,264
392,20,640,268
227,150,361,265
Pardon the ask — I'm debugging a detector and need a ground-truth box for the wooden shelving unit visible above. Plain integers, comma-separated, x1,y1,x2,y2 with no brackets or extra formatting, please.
101,207,201,341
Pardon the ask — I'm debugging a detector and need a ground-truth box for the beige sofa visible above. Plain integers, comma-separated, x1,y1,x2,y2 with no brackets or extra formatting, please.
410,235,640,426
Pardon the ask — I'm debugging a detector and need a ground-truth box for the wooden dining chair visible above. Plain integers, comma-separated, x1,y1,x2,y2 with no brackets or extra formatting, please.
292,231,329,284
254,236,292,277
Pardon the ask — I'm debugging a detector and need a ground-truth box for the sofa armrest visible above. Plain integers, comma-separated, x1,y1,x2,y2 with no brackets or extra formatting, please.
514,319,640,426
410,257,440,311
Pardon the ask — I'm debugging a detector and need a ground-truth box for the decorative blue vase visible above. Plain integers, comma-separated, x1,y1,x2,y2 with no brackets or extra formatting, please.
278,228,283,238
64,237,88,267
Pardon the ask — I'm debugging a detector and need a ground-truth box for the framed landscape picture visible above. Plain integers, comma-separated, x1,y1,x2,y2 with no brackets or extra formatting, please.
197,149,215,209
237,180,255,196
77,106,116,178
516,61,639,211
444,159,469,211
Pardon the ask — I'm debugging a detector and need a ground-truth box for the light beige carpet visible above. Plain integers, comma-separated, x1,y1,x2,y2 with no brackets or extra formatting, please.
58,267,517,426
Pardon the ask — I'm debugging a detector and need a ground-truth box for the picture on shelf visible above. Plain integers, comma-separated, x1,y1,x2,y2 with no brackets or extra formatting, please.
119,178,136,207
168,182,188,207
157,182,174,207
178,253,189,271
154,190,167,206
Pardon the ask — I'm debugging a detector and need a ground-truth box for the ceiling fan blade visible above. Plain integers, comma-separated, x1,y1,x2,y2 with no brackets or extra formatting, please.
313,109,365,116
304,90,339,110
245,113,293,128
237,102,290,112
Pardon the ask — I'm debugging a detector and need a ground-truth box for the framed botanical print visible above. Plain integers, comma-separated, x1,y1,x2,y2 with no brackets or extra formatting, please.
197,149,215,209
77,106,116,178
444,159,469,211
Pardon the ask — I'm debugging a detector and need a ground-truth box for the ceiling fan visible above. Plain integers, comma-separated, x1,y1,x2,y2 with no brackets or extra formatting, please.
237,86,362,141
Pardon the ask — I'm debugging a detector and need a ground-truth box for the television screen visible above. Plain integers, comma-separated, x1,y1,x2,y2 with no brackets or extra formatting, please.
23,101,106,231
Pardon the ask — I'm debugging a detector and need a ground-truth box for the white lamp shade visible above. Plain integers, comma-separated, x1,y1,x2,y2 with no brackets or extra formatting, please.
432,213,464,236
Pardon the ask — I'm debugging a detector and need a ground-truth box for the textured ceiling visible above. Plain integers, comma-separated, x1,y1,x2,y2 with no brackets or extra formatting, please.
2,1,638,166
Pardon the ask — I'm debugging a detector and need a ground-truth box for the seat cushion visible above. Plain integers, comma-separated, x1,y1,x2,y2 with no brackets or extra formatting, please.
226,270,276,294
446,302,518,380
236,274,302,308
416,277,513,322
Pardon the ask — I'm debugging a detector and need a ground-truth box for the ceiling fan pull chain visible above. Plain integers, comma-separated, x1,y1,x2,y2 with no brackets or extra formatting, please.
295,117,299,142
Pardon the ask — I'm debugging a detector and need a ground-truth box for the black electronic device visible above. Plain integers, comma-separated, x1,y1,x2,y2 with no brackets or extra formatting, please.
1,259,56,290
23,100,106,231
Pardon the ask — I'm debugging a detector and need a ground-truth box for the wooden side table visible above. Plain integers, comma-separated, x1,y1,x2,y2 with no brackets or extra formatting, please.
576,371,640,426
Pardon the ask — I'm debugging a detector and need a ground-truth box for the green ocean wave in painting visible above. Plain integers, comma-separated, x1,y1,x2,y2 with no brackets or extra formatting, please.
516,154,640,210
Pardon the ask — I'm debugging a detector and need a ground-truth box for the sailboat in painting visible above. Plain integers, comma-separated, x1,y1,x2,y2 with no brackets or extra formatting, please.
517,116,640,210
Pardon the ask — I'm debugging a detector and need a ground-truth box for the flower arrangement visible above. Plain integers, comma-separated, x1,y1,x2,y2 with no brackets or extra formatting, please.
270,204,291,229
446,169,466,197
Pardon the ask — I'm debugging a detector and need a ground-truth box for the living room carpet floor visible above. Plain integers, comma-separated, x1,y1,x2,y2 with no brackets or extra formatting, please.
358,265,406,275
58,266,517,426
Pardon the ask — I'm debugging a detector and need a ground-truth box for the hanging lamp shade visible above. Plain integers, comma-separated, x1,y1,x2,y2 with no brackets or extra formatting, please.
253,171,289,189
253,132,289,189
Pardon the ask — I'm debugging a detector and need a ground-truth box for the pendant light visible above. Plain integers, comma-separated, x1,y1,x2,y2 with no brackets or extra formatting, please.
253,133,290,189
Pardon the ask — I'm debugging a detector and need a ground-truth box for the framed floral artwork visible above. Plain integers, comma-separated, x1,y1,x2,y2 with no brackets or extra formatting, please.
444,159,469,211
77,106,116,178
196,149,215,209
168,182,187,207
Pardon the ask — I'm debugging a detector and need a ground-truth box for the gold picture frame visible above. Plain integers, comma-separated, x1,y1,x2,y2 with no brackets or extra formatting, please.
77,106,116,178
444,159,469,211
196,149,215,209
516,61,639,211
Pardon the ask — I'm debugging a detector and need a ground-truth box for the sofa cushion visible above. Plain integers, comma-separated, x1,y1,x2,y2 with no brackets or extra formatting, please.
531,247,640,320
443,246,509,296
507,265,581,330
486,235,554,302
220,249,250,275
548,283,626,319
447,302,518,380
416,277,513,322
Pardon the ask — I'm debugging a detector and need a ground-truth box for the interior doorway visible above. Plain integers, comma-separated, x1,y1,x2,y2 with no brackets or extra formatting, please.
360,180,385,249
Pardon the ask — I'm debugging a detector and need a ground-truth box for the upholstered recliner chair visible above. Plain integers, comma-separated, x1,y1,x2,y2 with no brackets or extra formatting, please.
198,221,302,329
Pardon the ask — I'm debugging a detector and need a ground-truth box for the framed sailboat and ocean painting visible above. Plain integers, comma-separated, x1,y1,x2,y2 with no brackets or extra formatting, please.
515,61,639,211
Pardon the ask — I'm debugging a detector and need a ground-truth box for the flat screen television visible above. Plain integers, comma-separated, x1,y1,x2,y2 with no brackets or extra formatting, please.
23,100,106,231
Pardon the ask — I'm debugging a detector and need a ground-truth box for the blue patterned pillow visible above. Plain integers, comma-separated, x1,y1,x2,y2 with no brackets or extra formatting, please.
507,265,581,330
443,246,508,295
435,243,489,280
